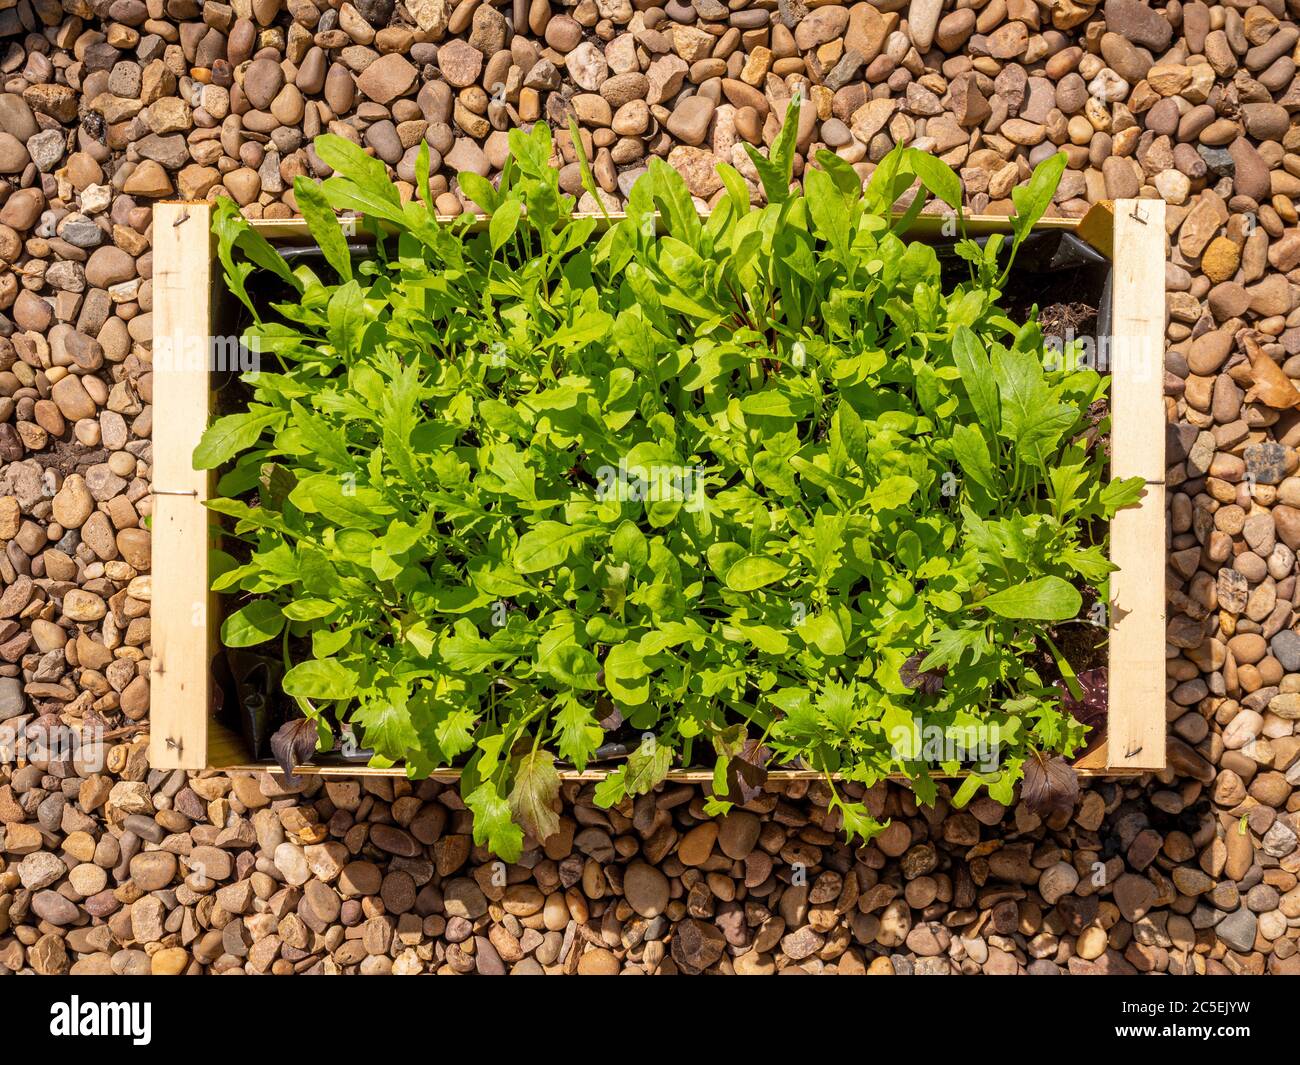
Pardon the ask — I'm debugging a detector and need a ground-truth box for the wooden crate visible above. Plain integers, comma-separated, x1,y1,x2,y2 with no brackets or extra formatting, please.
148,198,1168,781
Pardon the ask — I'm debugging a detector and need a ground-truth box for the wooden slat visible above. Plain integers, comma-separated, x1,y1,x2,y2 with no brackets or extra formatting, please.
245,209,1088,245
1107,198,1168,771
149,202,215,771
219,764,1145,781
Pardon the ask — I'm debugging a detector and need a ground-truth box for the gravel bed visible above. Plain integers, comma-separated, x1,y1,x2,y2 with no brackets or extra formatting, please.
0,0,1298,975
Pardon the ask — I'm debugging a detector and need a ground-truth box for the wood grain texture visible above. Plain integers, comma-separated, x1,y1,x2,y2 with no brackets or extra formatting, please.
1075,200,1115,259
148,202,214,771
244,209,1088,244
218,764,1142,781
1073,740,1109,771
1106,198,1168,771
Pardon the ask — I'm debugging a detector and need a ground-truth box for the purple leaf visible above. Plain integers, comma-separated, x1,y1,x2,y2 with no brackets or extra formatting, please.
270,717,318,787
899,653,947,695
1021,752,1079,819
1058,667,1107,735
725,738,770,805
596,696,623,732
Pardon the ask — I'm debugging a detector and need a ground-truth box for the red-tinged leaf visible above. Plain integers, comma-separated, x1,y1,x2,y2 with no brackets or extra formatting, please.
270,717,318,787
1021,752,1078,819
508,750,561,844
1058,667,1107,736
725,738,770,805
899,652,947,695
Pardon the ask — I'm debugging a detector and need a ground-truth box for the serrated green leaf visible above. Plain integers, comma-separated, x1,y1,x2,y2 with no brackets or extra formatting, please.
194,409,282,470
465,781,524,862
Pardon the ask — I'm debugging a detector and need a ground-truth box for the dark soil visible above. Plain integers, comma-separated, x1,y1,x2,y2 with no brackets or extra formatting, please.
1038,300,1099,344
1001,290,1100,346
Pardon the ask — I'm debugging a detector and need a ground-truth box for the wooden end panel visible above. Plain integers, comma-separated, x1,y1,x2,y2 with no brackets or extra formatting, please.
1106,198,1168,772
149,202,215,770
